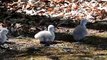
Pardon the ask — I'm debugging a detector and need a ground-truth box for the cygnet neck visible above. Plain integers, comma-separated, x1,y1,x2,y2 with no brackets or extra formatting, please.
48,25,55,33
48,28,54,32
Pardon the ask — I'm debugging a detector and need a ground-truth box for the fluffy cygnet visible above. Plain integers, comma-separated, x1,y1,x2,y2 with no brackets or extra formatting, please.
34,25,55,45
0,28,9,44
72,19,88,42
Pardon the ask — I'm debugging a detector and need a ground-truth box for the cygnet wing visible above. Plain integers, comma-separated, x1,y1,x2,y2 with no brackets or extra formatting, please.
73,25,87,40
34,31,52,38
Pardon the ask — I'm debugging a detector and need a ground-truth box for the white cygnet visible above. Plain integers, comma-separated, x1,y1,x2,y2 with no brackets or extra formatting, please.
34,25,55,43
0,28,9,44
72,19,88,42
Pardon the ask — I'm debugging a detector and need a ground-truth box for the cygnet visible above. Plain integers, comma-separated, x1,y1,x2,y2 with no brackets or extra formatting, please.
0,28,9,44
72,19,88,42
34,25,55,46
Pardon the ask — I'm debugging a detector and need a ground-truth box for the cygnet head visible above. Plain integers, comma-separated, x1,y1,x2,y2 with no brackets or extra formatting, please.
1,28,9,35
48,25,55,32
80,19,88,26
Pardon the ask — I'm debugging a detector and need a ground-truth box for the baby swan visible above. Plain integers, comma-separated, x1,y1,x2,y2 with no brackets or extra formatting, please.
72,19,88,42
0,28,9,44
34,25,55,46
